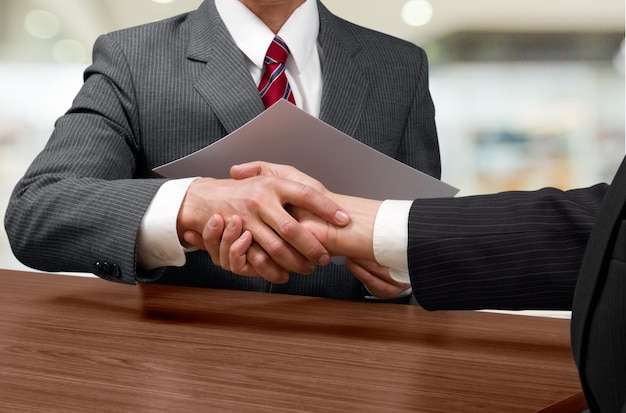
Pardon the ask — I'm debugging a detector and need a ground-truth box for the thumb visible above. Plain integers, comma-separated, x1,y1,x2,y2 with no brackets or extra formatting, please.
230,162,265,180
183,230,204,251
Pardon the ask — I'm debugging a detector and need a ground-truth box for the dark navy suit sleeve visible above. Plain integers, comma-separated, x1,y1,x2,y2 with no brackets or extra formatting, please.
406,184,607,310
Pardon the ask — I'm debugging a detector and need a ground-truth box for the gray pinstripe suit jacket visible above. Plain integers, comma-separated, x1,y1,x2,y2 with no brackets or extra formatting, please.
5,0,440,300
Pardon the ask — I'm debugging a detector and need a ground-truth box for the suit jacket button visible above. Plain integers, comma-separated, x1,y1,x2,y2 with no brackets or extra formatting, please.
94,261,121,279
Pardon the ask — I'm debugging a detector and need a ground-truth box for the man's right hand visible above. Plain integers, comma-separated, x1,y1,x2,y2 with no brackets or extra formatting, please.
201,162,409,300
224,161,381,267
176,175,350,283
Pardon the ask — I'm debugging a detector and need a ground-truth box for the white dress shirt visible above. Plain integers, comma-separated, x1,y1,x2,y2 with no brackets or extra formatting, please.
373,200,412,283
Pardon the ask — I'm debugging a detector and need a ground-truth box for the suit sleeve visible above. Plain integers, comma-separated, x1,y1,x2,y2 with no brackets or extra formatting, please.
406,184,608,310
4,34,165,284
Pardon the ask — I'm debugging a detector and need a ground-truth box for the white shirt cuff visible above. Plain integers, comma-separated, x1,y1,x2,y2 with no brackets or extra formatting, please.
373,200,412,283
136,177,198,270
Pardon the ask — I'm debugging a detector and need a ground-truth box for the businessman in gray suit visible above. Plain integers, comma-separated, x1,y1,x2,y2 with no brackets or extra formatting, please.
207,159,625,412
4,0,440,301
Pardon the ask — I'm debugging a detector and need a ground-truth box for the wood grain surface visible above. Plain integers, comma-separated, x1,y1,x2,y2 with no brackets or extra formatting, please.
0,269,586,412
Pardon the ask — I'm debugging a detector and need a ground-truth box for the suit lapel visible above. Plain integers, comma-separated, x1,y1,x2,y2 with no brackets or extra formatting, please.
317,3,367,137
185,0,368,136
187,0,264,134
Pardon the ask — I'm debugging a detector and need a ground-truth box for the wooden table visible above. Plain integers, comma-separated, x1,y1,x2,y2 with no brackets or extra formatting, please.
0,269,586,412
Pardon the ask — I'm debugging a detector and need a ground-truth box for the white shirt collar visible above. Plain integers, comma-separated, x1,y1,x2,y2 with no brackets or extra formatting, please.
214,0,319,74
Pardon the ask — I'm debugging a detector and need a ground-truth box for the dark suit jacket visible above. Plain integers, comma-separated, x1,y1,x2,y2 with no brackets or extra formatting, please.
407,183,607,310
408,158,626,412
4,0,440,300
571,158,626,413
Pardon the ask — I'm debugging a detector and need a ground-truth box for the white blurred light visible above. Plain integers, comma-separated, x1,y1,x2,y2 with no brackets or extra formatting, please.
152,0,176,4
24,10,60,39
53,39,88,64
401,0,433,27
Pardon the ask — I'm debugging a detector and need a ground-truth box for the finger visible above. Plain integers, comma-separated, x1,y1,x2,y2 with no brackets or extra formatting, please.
208,220,289,280
279,179,350,226
231,163,350,228
347,259,392,297
183,230,204,250
223,231,264,278
212,216,275,279
230,161,269,180
252,207,329,269
217,222,293,283
228,230,254,273
230,161,307,183
253,180,349,266
350,258,397,283
202,214,225,265
246,242,291,283
346,259,409,299
219,216,245,271
248,220,318,274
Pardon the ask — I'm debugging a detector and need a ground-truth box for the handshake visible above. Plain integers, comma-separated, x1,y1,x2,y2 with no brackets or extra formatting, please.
176,161,410,298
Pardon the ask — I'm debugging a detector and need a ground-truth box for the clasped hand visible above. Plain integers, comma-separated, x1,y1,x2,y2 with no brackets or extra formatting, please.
176,172,349,283
185,161,410,298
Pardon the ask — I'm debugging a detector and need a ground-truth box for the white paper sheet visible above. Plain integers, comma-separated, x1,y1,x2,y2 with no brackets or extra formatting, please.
154,100,458,200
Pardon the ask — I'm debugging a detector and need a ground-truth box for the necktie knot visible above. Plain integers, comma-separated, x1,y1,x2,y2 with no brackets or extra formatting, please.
258,36,296,108
264,36,290,65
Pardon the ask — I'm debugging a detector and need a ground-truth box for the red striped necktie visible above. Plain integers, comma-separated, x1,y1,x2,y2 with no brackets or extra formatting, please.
258,36,296,108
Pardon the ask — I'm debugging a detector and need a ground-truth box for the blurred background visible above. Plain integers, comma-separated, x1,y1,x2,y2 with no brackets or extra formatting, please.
0,0,624,272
